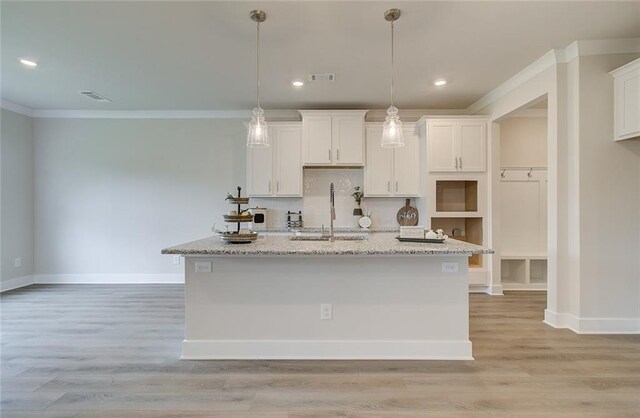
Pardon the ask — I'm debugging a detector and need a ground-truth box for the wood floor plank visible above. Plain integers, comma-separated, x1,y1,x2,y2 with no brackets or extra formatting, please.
1,285,639,416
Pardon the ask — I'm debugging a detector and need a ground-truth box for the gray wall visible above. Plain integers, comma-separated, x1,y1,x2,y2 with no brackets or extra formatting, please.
1,109,35,282
33,118,245,275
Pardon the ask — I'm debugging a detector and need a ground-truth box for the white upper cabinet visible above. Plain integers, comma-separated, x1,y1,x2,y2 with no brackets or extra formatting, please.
364,123,420,197
246,123,302,197
424,118,487,173
300,110,367,166
611,58,640,141
458,122,487,172
302,116,332,164
274,125,303,196
427,122,457,172
394,125,420,195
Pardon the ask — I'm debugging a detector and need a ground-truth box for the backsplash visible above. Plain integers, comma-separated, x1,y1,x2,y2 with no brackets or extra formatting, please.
252,169,415,229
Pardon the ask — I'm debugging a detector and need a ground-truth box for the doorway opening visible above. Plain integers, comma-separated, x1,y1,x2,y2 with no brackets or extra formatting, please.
495,97,549,292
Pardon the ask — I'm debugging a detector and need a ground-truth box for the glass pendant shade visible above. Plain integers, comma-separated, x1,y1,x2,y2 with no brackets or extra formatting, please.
247,106,269,148
381,106,404,148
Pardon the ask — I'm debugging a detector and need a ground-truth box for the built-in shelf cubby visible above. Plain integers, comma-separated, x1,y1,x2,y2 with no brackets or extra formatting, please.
501,255,547,290
431,217,483,268
436,180,478,212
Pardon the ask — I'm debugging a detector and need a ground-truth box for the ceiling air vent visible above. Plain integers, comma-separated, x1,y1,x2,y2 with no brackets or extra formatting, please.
308,73,335,82
79,90,111,102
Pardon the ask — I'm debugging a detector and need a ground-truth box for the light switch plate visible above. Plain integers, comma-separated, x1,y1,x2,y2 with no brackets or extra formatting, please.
442,262,459,273
194,261,212,273
172,255,181,265
14,258,22,268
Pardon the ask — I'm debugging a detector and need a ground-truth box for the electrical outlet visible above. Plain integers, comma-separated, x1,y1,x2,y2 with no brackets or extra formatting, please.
442,262,459,273
14,258,22,268
172,255,181,265
194,261,212,273
320,303,333,320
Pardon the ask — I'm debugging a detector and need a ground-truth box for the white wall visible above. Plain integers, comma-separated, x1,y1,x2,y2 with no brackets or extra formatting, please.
479,49,640,332
500,116,548,168
31,118,407,280
1,109,35,286
33,118,246,276
577,54,640,322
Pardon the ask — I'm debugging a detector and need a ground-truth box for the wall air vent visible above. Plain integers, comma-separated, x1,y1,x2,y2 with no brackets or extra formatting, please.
308,73,335,82
79,90,111,102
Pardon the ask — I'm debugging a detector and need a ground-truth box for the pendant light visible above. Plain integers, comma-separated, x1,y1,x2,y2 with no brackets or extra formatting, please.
247,10,269,148
381,8,404,148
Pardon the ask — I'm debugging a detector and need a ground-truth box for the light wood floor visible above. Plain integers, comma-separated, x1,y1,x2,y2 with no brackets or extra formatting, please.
1,285,639,418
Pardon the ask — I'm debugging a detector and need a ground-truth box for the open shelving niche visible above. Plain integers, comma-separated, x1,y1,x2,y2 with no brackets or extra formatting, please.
426,178,488,288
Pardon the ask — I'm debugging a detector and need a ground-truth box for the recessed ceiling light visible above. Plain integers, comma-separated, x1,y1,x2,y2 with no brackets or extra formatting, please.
19,58,38,68
292,80,304,87
434,79,447,86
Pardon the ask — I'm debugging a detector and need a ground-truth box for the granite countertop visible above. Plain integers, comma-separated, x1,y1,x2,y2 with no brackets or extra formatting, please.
260,227,399,233
162,232,493,257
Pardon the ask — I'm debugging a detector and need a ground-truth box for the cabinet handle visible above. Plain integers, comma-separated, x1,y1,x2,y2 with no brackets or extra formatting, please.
336,149,340,161
277,181,280,192
268,181,272,193
328,149,331,162
395,181,399,192
387,181,391,192
455,157,458,170
459,157,463,170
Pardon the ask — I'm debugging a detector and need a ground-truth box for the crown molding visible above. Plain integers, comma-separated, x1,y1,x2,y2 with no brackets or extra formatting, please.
504,108,548,118
467,38,640,114
1,100,34,117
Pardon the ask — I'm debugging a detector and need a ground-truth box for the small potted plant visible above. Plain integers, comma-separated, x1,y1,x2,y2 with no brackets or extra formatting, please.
351,186,364,216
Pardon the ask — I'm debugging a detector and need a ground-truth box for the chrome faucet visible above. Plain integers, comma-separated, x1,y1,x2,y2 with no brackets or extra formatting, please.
320,183,336,241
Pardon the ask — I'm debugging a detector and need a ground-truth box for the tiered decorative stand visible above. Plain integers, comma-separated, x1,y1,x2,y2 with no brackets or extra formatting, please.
218,187,258,244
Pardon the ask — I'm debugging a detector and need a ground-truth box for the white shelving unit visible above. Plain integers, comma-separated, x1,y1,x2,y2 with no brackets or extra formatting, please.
418,116,491,289
499,167,548,291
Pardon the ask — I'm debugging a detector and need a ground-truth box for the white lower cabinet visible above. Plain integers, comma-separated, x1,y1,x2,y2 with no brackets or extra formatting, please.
364,123,420,197
246,123,302,197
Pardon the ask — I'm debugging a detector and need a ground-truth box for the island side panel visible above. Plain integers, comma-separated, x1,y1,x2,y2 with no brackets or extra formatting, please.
183,255,470,360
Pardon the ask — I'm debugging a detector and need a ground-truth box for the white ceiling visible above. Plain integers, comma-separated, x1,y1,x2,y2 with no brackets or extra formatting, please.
2,1,640,111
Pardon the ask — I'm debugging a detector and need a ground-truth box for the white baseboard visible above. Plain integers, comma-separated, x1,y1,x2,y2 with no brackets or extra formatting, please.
544,309,640,334
469,284,503,295
34,274,184,284
0,275,35,292
182,339,473,360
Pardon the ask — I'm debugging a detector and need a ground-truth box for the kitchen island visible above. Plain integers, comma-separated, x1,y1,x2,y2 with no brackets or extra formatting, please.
162,232,492,360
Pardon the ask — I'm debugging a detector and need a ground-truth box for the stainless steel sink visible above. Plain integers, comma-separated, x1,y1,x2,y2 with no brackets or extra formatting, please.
289,234,368,241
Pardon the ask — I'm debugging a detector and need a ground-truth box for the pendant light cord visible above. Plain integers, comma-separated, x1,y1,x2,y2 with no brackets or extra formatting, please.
256,21,261,108
390,20,395,108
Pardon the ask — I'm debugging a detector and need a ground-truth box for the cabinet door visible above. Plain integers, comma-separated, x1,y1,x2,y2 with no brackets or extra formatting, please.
246,127,274,196
393,126,420,196
274,126,302,196
458,122,486,172
303,116,332,165
364,126,393,196
615,69,640,140
427,122,457,172
332,115,364,166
